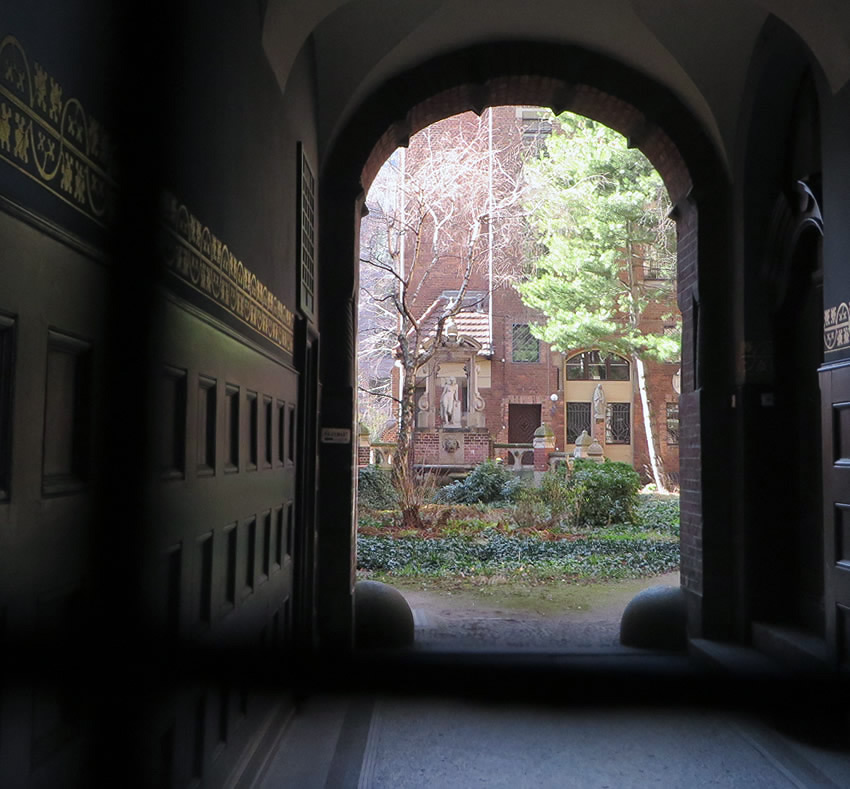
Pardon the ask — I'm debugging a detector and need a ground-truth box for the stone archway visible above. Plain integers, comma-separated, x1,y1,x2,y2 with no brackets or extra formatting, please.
316,40,733,648
734,24,829,651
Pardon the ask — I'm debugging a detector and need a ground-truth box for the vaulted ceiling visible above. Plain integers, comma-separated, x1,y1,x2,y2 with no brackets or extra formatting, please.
263,0,850,169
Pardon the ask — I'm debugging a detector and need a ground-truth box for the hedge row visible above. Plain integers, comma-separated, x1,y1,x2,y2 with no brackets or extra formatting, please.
357,534,679,578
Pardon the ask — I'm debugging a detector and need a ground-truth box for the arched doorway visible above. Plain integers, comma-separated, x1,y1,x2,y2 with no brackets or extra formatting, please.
735,33,829,655
767,195,825,636
316,41,732,649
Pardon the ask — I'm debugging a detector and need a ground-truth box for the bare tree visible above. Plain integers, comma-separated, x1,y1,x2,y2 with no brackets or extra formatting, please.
358,111,526,527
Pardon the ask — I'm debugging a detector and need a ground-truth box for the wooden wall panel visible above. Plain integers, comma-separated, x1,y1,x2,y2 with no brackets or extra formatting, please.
0,313,14,501
0,209,108,788
158,366,187,480
42,331,92,495
822,361,850,665
143,294,298,786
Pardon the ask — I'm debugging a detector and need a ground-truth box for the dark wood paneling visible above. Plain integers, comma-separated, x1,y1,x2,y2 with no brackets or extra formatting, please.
277,399,286,466
197,376,216,475
263,395,273,468
144,296,299,786
247,390,258,470
1,1,310,783
42,330,92,495
197,530,213,627
225,384,240,472
165,542,182,640
159,366,187,479
274,505,284,570
0,313,14,500
508,403,540,443
243,516,257,598
835,403,850,462
822,361,850,664
835,504,850,565
261,509,272,582
223,523,237,614
0,202,110,786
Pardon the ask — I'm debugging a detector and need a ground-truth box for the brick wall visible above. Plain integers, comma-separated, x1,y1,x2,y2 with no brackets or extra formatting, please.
486,283,565,447
357,446,371,467
533,445,549,471
676,203,702,598
412,431,491,465
631,357,682,484
414,432,440,464
464,433,491,464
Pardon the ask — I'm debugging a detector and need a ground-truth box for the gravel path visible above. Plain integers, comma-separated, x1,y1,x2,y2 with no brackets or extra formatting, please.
401,572,680,650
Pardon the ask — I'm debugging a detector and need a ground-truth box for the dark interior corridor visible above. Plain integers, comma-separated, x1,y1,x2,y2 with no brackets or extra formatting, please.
3,1,850,785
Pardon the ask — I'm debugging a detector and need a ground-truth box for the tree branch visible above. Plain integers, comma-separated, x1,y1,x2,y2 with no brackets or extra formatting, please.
358,385,402,405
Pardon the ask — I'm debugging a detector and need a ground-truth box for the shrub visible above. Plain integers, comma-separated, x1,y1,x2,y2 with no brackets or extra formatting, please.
568,459,641,528
435,459,523,504
635,494,680,535
511,492,552,530
511,469,573,530
357,465,397,510
538,468,574,522
509,462,639,530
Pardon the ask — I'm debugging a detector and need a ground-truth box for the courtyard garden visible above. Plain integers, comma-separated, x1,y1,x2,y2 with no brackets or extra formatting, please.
356,459,680,621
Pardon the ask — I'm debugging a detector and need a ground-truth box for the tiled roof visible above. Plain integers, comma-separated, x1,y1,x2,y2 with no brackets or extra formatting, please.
415,295,492,354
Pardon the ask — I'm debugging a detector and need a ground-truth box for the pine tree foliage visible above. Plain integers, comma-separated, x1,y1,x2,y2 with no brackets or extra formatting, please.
519,113,679,361
519,113,680,490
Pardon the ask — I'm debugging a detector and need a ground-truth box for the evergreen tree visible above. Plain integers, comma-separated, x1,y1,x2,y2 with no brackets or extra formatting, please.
519,113,679,490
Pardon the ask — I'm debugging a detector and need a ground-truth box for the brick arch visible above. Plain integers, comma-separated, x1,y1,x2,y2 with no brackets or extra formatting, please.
343,41,724,209
318,39,729,642
362,78,693,207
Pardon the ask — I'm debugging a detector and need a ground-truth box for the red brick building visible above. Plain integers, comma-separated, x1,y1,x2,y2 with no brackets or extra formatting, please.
361,107,680,485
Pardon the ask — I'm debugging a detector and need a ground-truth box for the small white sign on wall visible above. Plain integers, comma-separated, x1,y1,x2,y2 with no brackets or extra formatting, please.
321,427,351,444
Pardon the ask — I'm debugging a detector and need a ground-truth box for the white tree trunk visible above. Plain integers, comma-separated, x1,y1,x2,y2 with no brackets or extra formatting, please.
633,354,667,493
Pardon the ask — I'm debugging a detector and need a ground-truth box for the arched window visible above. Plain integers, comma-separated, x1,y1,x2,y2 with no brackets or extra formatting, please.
565,350,630,381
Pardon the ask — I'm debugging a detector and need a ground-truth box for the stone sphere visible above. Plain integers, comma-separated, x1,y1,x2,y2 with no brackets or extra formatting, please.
619,585,687,650
354,580,415,649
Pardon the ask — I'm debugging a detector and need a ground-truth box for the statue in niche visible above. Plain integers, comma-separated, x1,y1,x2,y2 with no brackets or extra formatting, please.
592,382,606,421
440,377,461,427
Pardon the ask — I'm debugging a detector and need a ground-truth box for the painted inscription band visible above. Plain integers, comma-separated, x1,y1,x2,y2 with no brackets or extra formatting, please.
161,192,295,355
0,34,295,356
825,302,850,352
0,35,116,226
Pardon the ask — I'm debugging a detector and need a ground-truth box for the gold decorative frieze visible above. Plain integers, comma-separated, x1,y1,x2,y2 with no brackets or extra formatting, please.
0,35,294,355
160,192,295,355
825,302,850,352
0,35,116,225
